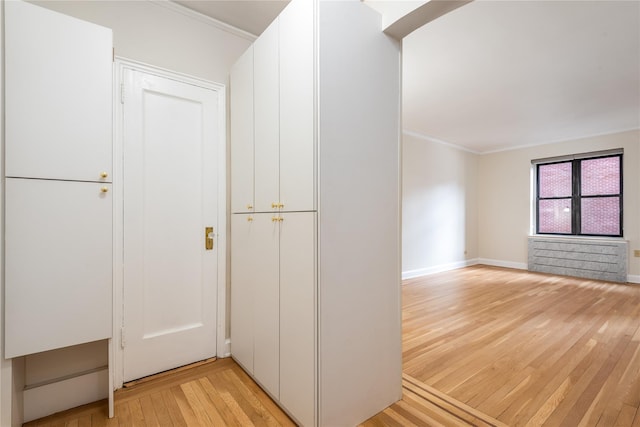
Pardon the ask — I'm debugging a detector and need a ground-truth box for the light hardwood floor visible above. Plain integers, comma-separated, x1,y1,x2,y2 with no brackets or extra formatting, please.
25,266,640,426
398,265,640,427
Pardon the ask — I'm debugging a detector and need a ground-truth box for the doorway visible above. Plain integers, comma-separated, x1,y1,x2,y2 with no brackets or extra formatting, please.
114,61,227,384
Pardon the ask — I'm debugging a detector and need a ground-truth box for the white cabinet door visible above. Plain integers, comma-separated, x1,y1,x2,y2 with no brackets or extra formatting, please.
5,0,112,183
231,213,279,398
231,214,255,374
5,178,112,358
231,47,255,213
252,214,280,398
254,20,280,213
279,0,315,212
280,212,316,426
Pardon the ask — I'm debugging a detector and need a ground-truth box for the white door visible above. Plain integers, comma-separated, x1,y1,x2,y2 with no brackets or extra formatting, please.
122,69,219,381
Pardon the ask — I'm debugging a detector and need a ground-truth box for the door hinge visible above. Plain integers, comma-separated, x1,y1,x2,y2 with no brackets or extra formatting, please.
120,83,125,104
120,327,126,349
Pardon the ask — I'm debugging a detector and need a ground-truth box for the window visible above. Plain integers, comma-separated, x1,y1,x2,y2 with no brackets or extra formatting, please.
535,151,622,237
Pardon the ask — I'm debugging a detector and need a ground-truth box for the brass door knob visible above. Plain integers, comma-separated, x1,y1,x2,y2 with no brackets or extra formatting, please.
100,172,108,179
272,216,278,222
100,186,109,193
271,202,278,209
278,203,284,209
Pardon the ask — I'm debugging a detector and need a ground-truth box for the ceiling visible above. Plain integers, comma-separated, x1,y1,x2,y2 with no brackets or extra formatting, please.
174,0,640,154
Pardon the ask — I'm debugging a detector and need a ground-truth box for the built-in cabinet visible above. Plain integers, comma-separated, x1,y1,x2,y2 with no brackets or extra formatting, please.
4,0,113,359
230,1,402,426
231,212,315,425
230,1,314,215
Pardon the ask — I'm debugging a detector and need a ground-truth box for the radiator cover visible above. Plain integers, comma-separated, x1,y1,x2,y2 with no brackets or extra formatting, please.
528,237,628,283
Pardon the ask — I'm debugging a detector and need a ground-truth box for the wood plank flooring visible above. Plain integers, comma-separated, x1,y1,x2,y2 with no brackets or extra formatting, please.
25,265,640,426
23,358,296,427
398,265,640,427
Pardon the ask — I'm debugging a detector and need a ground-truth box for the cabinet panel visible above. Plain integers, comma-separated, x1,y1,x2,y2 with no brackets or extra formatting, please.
279,0,315,212
230,214,255,373
231,213,280,396
254,20,280,212
230,47,255,213
5,178,112,358
252,214,280,398
280,212,316,427
5,0,112,182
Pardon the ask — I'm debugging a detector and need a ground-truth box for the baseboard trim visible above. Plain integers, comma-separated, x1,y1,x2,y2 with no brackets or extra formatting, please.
223,338,232,358
402,259,479,280
627,275,640,284
477,258,528,270
24,368,108,422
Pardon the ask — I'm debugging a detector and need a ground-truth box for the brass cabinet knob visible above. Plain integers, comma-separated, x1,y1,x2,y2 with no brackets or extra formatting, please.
278,217,284,222
278,203,284,209
272,216,278,222
100,186,109,193
100,172,108,179
247,204,253,210
247,216,254,222
271,202,278,209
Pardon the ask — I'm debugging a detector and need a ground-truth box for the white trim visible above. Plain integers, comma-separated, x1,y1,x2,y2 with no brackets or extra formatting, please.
402,129,480,154
116,57,225,91
148,0,257,41
480,127,640,155
112,58,228,390
626,275,640,284
215,72,228,361
222,338,232,358
402,259,479,280
23,368,108,423
477,258,528,270
403,127,640,156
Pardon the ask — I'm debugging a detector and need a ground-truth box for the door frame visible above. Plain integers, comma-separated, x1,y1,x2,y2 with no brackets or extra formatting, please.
112,58,227,389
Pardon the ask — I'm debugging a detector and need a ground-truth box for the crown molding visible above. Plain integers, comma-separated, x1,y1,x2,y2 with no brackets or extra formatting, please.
402,129,480,154
149,0,257,42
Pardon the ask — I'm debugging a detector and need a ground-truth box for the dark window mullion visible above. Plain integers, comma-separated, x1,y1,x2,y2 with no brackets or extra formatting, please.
619,154,624,236
572,159,581,235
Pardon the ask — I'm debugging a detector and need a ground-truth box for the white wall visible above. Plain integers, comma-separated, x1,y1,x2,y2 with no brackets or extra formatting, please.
478,129,640,276
4,1,253,421
30,0,253,83
402,133,478,278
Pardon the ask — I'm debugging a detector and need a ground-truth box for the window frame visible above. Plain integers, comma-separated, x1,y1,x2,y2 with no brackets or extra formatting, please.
534,151,623,238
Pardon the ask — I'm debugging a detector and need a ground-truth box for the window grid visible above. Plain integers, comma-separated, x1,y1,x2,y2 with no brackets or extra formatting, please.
536,154,622,237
